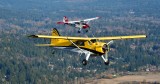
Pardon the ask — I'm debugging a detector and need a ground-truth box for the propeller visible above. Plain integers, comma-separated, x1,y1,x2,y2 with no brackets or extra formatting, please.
102,40,114,65
107,40,114,45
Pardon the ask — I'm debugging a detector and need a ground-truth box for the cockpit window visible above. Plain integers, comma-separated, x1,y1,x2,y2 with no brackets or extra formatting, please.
90,39,96,43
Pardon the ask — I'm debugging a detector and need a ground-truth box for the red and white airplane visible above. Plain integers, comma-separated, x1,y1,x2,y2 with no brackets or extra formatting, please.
57,16,100,33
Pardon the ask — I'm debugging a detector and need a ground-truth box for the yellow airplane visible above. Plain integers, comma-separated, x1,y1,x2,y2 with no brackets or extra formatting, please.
29,28,147,65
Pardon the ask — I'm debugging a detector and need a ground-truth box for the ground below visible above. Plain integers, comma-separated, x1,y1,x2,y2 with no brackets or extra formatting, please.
86,72,160,84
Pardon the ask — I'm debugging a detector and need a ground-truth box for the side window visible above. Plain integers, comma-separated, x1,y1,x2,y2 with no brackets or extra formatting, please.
75,41,84,46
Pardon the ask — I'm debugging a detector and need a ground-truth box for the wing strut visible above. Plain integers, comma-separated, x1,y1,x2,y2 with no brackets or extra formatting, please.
69,40,85,54
69,40,91,65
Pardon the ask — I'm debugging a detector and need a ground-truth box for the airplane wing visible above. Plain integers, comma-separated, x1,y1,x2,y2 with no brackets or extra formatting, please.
67,21,82,24
69,21,81,23
28,35,91,40
29,35,146,41
67,17,99,24
83,17,99,22
95,35,147,40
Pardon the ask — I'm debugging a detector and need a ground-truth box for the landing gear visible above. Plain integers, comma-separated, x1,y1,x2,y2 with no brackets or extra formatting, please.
101,53,110,65
104,60,110,65
78,30,81,33
52,50,55,54
82,59,87,65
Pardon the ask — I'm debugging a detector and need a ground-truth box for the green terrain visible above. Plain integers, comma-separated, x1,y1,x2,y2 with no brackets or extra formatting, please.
0,0,160,83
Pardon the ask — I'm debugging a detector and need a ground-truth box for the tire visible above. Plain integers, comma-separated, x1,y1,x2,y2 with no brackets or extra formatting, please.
82,59,87,65
78,31,81,33
104,60,110,65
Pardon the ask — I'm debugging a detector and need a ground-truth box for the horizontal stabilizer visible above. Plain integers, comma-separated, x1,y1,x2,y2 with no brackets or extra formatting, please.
57,22,64,24
35,44,54,46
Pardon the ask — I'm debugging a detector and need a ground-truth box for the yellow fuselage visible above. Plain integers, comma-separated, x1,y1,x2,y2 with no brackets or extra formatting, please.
51,39,106,54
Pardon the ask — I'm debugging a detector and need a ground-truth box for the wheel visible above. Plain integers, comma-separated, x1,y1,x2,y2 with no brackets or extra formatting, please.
104,60,110,65
52,52,55,54
78,31,81,33
52,51,55,54
82,59,87,65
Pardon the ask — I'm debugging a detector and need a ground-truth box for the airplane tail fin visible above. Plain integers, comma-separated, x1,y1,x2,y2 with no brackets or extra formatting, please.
51,28,60,44
57,16,68,24
63,16,69,23
34,28,60,47
51,28,60,36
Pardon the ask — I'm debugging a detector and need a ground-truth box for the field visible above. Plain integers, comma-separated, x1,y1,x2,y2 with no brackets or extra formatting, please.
87,72,160,84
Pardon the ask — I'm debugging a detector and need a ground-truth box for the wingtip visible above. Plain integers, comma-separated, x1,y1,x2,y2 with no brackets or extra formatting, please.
28,35,38,38
96,16,101,19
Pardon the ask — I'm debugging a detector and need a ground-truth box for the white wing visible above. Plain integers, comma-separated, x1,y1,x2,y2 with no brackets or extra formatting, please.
67,17,99,24
67,21,81,24
83,17,100,22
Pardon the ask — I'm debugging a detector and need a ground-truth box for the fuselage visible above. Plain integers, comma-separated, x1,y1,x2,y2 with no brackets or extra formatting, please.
50,39,107,54
65,22,90,29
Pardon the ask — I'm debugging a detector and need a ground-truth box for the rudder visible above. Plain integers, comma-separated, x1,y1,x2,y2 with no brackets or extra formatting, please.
63,16,69,23
51,28,60,44
52,28,60,36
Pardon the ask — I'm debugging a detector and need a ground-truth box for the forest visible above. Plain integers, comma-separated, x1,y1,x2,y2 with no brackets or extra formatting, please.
0,0,160,83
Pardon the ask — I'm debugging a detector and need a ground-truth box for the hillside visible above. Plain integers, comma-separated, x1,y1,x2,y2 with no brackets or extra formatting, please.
0,0,160,83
